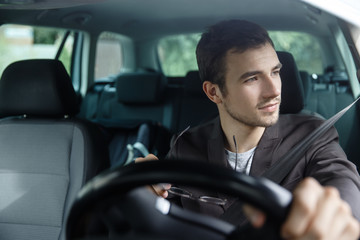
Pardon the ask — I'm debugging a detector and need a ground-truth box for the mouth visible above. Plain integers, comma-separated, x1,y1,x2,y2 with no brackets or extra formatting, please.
258,102,280,113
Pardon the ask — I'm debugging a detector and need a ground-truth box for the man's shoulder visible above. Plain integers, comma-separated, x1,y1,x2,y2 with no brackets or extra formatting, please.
171,117,219,147
166,117,220,161
179,117,218,136
276,113,326,137
189,117,218,133
279,113,325,127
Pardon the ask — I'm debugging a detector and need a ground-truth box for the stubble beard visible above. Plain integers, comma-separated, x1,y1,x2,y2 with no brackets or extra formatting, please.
223,98,281,128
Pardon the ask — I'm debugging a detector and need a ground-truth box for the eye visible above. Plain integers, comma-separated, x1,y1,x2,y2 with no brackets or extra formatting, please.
272,69,281,76
244,76,257,83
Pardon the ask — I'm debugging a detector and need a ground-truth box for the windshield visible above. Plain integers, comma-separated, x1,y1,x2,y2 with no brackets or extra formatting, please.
158,31,324,77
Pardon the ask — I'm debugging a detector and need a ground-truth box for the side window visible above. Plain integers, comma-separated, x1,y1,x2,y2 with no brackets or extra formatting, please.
0,24,74,75
269,31,323,74
57,32,75,76
158,33,201,76
94,32,123,81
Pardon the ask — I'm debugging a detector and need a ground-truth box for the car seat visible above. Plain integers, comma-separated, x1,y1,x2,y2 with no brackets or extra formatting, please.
0,59,109,240
276,51,305,114
93,71,173,167
176,70,219,132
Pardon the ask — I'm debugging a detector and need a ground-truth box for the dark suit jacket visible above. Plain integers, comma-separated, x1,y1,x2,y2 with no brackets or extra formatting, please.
166,114,360,223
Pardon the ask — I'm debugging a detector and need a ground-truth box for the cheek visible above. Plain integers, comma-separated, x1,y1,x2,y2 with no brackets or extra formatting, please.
277,77,282,92
227,88,255,107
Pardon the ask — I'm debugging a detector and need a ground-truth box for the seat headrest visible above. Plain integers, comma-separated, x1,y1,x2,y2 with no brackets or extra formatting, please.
0,59,79,117
277,51,305,114
299,71,311,103
184,71,204,97
115,72,166,104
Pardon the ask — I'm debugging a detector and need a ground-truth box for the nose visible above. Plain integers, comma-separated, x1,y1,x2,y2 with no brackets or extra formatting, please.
263,75,281,99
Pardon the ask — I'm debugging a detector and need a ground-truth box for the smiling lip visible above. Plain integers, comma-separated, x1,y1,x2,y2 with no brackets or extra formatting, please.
258,102,279,112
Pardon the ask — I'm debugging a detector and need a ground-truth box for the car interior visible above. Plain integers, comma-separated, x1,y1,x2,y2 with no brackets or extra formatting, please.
0,0,359,239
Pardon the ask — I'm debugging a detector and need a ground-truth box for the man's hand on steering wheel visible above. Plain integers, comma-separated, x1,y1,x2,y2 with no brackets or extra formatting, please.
135,154,172,198
245,178,359,240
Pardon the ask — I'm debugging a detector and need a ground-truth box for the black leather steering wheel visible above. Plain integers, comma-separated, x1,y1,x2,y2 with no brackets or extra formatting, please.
66,160,292,240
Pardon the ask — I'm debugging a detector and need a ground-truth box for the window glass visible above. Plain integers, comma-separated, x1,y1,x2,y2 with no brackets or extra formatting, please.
158,31,323,76
158,33,201,77
95,32,123,81
269,31,323,74
0,24,73,75
57,32,74,75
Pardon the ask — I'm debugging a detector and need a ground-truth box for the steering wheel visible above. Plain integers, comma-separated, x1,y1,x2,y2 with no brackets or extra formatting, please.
66,160,292,240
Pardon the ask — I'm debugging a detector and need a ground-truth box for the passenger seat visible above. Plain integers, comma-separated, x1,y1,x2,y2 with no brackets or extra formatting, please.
176,70,218,132
0,59,109,240
96,72,173,166
302,67,360,166
277,51,305,114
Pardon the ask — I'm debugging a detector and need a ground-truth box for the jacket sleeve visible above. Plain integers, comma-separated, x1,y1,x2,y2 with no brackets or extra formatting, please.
305,126,360,220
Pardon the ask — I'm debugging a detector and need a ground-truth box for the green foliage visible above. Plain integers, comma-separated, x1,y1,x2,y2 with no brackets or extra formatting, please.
269,31,323,74
0,25,72,76
33,27,61,44
58,46,72,75
158,33,201,76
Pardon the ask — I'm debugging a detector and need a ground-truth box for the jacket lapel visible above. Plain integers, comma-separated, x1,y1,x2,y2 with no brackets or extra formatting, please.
207,117,231,169
250,119,282,177
205,116,283,175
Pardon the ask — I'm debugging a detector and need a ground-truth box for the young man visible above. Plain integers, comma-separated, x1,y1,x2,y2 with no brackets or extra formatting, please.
139,19,360,239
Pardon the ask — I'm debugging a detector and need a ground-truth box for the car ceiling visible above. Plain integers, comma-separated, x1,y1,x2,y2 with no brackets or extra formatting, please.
0,0,338,40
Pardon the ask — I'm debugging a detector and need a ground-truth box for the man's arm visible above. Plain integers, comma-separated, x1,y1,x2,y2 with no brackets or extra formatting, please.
304,126,360,220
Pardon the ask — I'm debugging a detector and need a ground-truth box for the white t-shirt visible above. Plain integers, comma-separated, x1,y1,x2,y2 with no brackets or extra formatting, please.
225,147,256,174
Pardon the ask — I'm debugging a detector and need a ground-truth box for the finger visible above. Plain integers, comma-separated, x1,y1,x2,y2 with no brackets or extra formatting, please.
281,177,323,239
155,183,171,190
152,183,172,198
340,216,360,240
326,206,356,240
303,187,341,240
243,204,266,228
135,153,159,163
146,185,163,196
313,197,359,240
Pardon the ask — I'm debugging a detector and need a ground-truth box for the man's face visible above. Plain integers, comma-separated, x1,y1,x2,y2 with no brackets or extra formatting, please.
219,42,282,128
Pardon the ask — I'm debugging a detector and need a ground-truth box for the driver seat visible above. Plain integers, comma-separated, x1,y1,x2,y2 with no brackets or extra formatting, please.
0,59,109,240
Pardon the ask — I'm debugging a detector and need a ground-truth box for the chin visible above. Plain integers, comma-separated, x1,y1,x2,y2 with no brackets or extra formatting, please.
258,114,279,127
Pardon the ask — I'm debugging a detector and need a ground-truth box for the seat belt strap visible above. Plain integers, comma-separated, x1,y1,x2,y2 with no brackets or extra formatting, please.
263,96,360,183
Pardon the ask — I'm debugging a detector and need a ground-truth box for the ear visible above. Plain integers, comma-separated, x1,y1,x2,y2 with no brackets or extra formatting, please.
203,81,223,104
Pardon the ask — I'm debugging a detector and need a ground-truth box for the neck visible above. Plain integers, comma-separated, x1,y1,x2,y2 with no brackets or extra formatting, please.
220,116,265,153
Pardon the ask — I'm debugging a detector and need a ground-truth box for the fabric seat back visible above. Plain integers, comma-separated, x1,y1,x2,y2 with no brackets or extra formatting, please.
0,59,109,240
96,72,173,167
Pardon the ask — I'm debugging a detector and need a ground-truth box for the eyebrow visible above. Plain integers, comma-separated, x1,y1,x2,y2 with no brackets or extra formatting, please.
240,62,283,80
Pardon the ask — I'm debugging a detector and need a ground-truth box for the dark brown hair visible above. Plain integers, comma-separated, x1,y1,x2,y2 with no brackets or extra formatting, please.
196,19,274,94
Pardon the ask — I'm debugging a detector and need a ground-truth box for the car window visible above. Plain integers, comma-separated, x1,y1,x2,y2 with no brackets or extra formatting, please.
269,31,323,75
158,33,201,77
94,31,123,81
158,31,323,76
0,24,74,76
